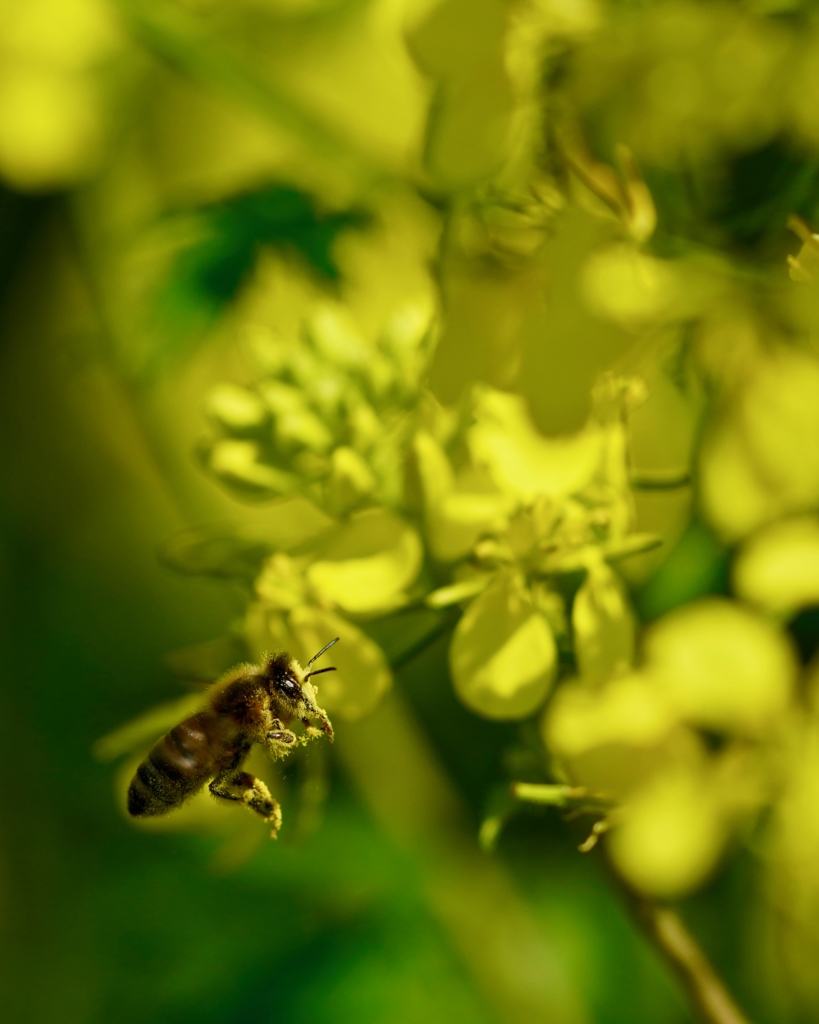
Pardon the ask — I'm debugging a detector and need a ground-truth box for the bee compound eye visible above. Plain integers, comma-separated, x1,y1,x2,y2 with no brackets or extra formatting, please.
277,674,300,696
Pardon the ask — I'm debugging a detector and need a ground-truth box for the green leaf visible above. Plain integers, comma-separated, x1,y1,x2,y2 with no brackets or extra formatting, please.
635,519,729,622
148,186,369,368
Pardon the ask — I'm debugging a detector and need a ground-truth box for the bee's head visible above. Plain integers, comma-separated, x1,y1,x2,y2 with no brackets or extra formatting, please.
263,645,336,742
265,655,304,704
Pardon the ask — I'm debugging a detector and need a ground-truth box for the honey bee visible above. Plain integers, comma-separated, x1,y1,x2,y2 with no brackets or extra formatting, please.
127,639,337,838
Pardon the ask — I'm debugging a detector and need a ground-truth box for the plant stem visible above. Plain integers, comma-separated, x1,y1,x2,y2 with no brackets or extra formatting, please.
511,782,615,810
616,880,754,1024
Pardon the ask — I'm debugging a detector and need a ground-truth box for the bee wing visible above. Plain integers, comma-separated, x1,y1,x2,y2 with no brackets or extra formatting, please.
176,677,215,690
164,636,248,687
94,693,204,762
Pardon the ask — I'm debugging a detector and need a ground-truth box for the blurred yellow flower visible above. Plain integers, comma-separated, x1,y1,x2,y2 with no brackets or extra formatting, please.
643,598,797,737
0,0,120,188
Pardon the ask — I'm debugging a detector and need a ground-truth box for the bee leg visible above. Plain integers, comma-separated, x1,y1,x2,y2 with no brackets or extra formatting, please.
266,726,298,760
209,771,283,838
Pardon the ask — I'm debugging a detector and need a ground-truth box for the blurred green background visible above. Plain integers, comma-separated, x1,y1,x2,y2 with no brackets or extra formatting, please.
5,3,819,1023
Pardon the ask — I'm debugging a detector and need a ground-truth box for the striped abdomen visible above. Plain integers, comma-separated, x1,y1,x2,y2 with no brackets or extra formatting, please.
127,711,245,818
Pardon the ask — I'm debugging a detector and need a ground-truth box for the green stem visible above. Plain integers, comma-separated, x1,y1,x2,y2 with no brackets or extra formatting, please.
614,874,754,1024
513,784,755,1023
511,782,614,810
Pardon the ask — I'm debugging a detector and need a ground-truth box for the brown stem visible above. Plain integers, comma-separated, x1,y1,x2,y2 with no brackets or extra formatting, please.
618,882,754,1024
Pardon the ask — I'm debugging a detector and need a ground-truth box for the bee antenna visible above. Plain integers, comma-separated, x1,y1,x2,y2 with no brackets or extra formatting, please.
304,666,336,681
307,637,339,668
